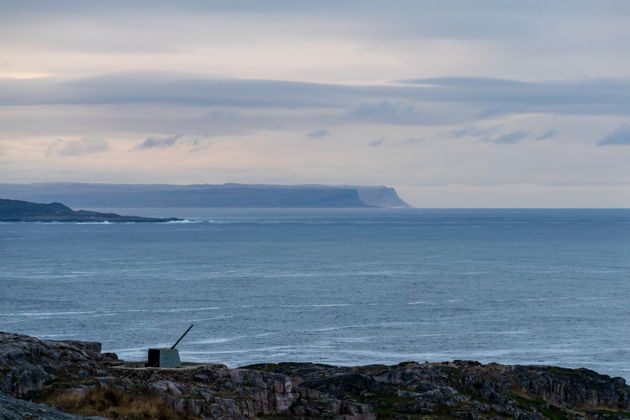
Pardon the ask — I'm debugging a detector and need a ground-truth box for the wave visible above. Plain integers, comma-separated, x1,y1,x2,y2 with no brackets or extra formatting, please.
0,311,96,317
286,303,352,308
154,306,220,313
190,336,245,345
114,306,220,314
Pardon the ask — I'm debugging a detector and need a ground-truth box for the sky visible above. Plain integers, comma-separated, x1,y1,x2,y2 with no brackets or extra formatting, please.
1,1,630,207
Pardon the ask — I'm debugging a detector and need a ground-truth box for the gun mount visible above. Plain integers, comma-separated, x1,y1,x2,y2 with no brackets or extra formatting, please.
147,324,193,368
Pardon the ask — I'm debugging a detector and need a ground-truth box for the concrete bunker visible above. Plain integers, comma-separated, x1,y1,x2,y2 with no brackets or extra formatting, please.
147,324,193,368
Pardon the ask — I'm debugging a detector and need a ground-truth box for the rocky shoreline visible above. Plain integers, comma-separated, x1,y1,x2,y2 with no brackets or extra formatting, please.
2,332,630,419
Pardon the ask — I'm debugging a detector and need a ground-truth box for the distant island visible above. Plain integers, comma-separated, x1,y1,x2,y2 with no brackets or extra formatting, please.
0,199,181,222
0,182,410,208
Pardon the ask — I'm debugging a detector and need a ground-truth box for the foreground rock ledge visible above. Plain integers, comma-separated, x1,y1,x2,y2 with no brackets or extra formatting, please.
2,332,630,419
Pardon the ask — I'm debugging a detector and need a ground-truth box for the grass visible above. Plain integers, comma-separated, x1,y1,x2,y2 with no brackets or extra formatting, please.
44,386,198,420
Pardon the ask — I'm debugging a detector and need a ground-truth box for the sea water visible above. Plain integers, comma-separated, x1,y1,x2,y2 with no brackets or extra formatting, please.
1,209,630,379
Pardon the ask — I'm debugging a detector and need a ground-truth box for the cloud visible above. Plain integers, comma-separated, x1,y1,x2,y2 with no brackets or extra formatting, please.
398,77,630,117
306,129,330,138
0,73,356,108
451,125,532,144
400,137,425,145
598,123,630,145
47,137,109,156
368,137,386,147
135,134,182,149
484,130,530,144
350,101,422,125
2,1,623,52
4,74,630,150
3,74,630,122
451,125,501,138
401,77,531,88
536,129,558,141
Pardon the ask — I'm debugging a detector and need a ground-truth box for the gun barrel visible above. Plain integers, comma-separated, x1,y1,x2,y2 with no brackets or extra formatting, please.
171,324,194,349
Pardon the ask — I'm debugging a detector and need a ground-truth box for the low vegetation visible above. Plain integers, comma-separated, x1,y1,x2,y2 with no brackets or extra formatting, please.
45,387,197,420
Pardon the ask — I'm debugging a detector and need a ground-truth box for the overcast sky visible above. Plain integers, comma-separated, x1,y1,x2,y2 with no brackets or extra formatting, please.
1,0,630,207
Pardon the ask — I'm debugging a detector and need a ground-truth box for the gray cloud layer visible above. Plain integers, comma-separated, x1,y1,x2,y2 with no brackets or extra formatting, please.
3,73,629,151
3,74,630,121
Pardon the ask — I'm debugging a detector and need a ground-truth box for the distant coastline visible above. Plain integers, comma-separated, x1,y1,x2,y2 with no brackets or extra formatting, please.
0,182,410,209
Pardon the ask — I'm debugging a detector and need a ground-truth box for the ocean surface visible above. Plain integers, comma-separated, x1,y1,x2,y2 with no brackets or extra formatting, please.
2,208,630,379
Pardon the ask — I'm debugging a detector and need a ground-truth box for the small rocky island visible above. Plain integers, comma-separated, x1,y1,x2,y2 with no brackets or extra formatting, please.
2,332,630,419
0,199,180,222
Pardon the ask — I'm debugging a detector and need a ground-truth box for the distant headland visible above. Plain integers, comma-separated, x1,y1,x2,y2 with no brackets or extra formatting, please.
0,198,181,223
0,182,410,208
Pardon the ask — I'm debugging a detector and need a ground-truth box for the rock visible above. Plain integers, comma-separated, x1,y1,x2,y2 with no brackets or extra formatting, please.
3,331,630,419
0,391,105,419
0,332,117,397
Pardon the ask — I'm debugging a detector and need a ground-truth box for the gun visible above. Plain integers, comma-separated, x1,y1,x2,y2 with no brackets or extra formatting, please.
171,324,194,349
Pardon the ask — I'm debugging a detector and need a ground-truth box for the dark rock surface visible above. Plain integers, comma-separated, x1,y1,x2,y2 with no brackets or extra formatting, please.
0,391,105,420
0,332,118,397
0,198,181,222
2,332,630,419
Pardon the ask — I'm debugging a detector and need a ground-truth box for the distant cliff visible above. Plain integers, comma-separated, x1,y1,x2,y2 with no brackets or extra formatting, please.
0,183,410,208
0,198,180,222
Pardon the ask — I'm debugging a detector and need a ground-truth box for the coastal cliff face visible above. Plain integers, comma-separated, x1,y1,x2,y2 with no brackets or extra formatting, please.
2,332,630,420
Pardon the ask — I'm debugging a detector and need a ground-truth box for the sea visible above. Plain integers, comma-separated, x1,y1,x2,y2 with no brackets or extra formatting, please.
1,208,630,379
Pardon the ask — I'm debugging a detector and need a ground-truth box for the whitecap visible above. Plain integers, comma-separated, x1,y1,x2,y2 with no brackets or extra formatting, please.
190,336,244,345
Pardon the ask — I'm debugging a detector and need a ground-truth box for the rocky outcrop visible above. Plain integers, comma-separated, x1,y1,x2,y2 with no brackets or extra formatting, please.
2,332,630,419
0,198,181,222
0,332,118,397
512,364,630,410
107,364,373,419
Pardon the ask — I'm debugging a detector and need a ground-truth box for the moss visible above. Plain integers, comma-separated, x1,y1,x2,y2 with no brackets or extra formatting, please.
365,389,425,419
0,364,11,376
361,364,389,373
176,393,206,401
371,402,459,420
